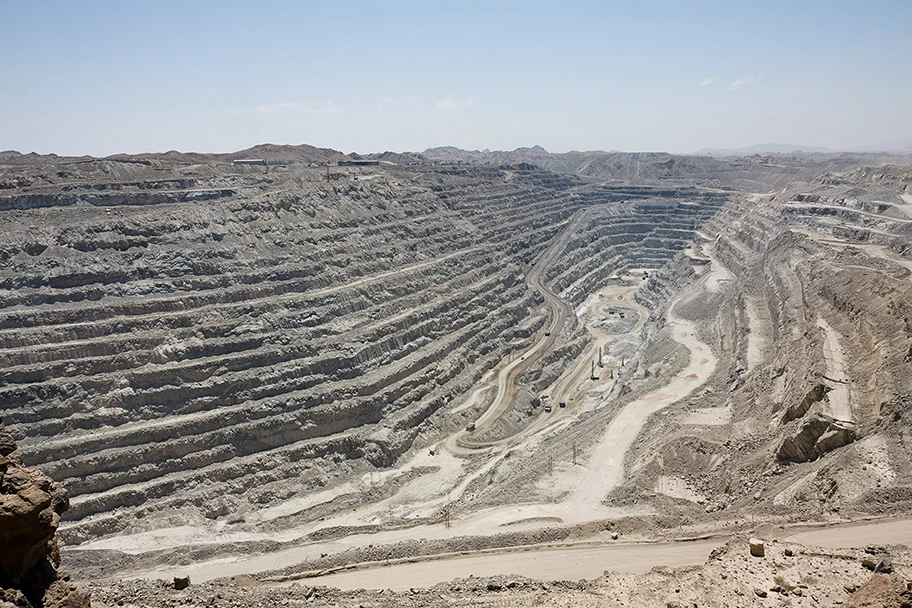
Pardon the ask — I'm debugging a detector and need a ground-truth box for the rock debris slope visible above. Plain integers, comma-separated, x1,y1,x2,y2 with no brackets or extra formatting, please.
616,164,912,522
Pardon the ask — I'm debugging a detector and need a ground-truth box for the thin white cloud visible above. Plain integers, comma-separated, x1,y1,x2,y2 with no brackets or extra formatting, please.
378,96,395,104
729,75,761,90
435,97,474,110
300,101,341,114
435,98,457,110
254,102,301,114
698,77,717,86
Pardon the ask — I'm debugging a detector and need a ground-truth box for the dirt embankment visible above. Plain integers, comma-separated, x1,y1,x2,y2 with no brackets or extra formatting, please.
87,536,912,608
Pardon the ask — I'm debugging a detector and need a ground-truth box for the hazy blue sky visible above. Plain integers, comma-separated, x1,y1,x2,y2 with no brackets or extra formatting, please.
2,0,910,156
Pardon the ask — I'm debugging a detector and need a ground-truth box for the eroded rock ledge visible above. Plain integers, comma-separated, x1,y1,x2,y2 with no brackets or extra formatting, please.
0,415,88,608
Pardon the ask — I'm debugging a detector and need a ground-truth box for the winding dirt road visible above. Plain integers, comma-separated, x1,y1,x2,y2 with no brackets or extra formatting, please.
451,211,584,449
289,539,724,591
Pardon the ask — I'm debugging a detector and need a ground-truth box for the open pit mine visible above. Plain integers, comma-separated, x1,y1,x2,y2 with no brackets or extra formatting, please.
2,145,912,608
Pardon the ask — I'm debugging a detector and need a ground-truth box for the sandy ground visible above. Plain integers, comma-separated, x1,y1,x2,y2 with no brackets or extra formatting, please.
786,518,912,548
682,405,732,425
744,296,771,372
559,281,648,398
568,303,716,519
290,539,724,591
703,242,734,292
654,475,707,503
815,317,853,423
279,517,912,592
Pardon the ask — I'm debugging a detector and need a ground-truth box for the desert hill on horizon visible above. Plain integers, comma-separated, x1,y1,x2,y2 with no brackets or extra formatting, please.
5,141,912,195
5,139,912,166
4,136,912,161
5,141,912,196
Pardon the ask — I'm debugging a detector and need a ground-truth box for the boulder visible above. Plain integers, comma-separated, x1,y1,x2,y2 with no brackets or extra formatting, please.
749,538,765,557
0,588,30,608
173,576,191,590
39,579,91,608
0,416,89,607
812,424,856,460
0,432,16,457
860,547,893,573
781,384,829,423
777,416,855,462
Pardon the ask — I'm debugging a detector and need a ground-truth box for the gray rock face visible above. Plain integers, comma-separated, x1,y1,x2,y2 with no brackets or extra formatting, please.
781,384,829,423
0,158,726,540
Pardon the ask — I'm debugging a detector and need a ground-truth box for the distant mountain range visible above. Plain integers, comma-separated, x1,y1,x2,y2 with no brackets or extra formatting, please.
851,139,912,154
421,145,551,164
694,140,912,157
103,143,424,166
694,144,832,157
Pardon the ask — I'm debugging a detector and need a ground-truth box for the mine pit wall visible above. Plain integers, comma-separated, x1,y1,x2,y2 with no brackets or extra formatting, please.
1,166,598,541
0,166,729,541
782,203,912,257
548,194,726,309
464,248,713,513
682,194,912,513
486,191,726,441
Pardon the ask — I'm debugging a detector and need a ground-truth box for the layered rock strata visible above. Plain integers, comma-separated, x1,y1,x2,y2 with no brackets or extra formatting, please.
0,159,726,542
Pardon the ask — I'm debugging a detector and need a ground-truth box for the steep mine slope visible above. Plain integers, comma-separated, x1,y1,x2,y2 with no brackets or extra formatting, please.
614,164,912,523
0,155,726,548
421,146,912,190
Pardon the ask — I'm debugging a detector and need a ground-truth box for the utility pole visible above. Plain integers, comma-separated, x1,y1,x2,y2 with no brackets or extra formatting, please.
573,442,578,466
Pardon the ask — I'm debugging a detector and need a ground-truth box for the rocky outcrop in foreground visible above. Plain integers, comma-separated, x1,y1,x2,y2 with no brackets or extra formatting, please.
0,416,88,608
